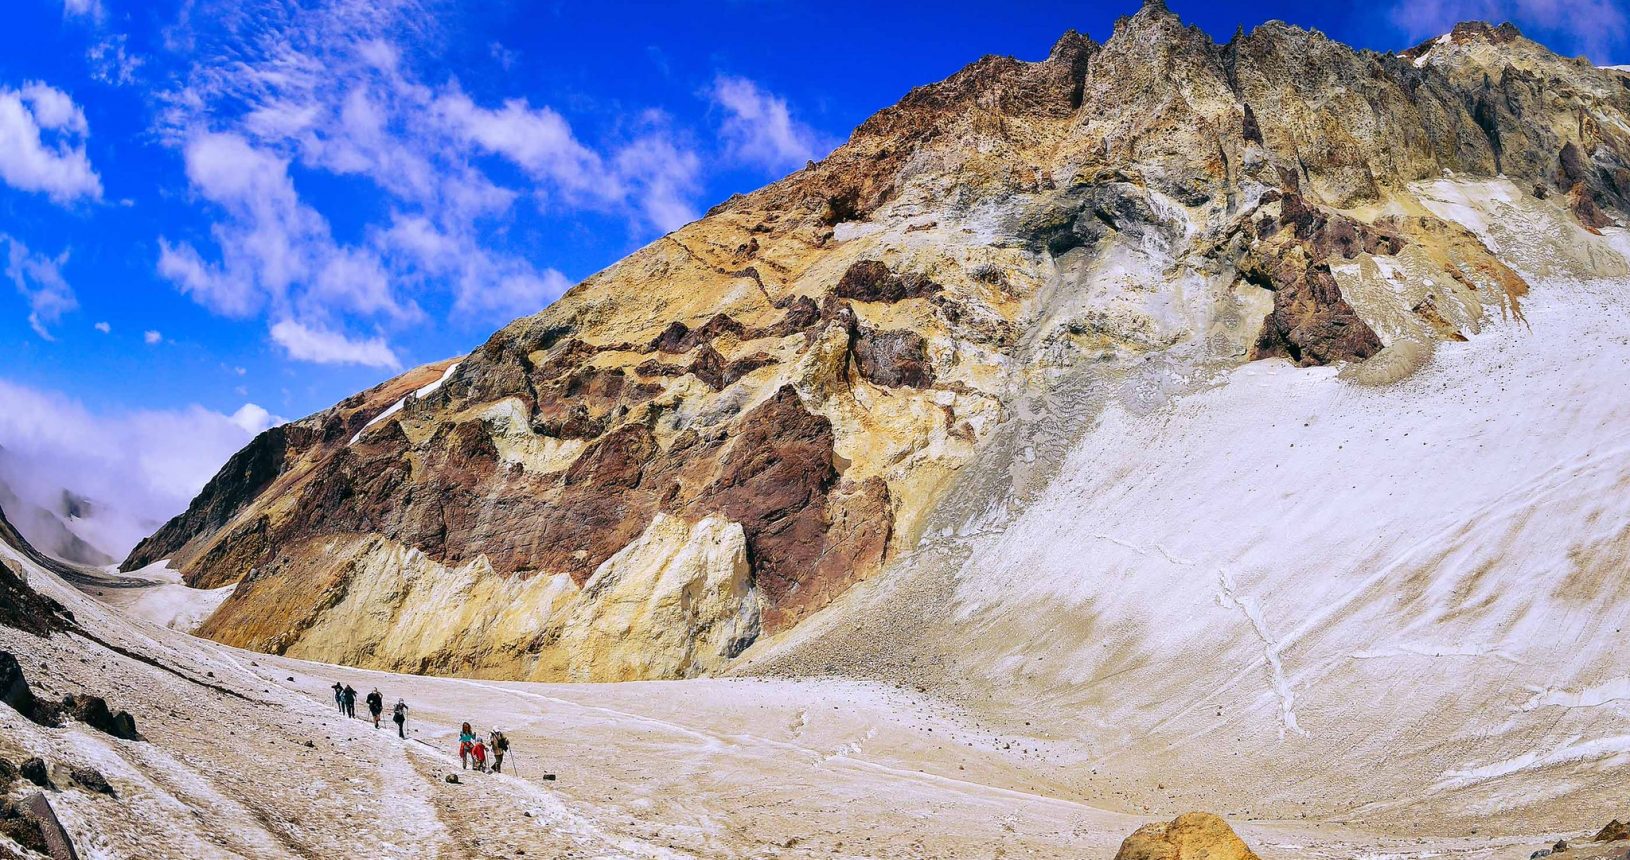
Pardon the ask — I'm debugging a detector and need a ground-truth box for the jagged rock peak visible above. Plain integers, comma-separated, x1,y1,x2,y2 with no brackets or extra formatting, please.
1114,0,1196,38
1047,28,1096,63
1402,20,1525,60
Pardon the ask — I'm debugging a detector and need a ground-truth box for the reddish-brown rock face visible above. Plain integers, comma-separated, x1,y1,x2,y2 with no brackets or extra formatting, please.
834,260,943,303
1240,192,1403,365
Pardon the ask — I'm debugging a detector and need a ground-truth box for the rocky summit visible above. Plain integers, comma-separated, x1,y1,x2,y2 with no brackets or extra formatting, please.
128,0,1630,699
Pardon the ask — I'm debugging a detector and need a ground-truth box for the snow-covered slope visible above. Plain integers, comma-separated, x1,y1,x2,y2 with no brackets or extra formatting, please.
746,179,1630,833
4,501,1613,858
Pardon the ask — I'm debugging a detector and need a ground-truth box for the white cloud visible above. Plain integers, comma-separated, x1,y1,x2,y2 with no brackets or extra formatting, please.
1388,0,1630,61
159,130,422,347
0,377,276,559
87,35,143,86
270,319,399,369
2,234,78,340
94,321,110,333
710,75,833,174
0,82,102,204
144,329,162,344
228,402,276,434
437,89,705,232
613,132,702,232
439,92,606,197
154,1,620,353
62,0,104,19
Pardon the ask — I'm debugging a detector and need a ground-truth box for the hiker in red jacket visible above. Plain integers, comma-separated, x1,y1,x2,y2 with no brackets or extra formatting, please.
458,723,476,769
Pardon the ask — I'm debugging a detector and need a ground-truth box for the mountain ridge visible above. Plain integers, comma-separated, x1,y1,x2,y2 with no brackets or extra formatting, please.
123,6,1630,692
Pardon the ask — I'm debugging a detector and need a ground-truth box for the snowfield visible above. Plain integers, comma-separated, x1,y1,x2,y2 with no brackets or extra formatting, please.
1,516,1594,858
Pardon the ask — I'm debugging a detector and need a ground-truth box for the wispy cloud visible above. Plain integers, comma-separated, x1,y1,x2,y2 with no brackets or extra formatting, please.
61,0,103,21
2,234,77,340
0,82,102,204
1386,0,1630,62
87,34,143,86
153,0,715,367
710,75,834,174
270,319,399,369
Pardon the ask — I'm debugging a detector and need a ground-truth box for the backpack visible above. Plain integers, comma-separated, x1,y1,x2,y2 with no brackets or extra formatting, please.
494,734,509,752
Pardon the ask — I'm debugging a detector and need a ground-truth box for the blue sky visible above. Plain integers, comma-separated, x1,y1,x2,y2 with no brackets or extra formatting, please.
0,0,1626,552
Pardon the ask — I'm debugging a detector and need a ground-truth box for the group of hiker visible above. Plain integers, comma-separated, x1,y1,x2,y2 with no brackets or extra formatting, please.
327,682,512,775
458,723,511,774
330,682,410,738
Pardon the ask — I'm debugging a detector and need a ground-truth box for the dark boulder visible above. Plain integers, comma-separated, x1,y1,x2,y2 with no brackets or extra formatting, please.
0,797,51,858
0,652,60,728
18,758,47,789
68,767,114,797
61,694,142,741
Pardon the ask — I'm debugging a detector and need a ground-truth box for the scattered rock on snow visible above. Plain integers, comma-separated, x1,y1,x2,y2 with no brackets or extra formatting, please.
60,694,142,741
68,767,114,797
445,774,460,784
1113,812,1261,860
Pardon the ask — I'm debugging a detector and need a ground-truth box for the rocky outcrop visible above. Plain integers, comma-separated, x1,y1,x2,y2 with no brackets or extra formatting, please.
1238,191,1401,365
125,2,1630,681
833,260,942,302
0,506,75,636
1113,813,1261,860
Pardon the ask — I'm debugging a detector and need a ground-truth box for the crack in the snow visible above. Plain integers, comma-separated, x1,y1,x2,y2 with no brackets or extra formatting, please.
1215,565,1307,739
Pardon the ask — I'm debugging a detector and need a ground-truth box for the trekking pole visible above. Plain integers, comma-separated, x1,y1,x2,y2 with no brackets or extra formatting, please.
509,751,521,778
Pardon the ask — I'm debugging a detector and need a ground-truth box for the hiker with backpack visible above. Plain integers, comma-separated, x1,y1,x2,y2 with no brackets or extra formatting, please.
458,723,477,769
392,699,409,738
366,689,384,729
489,728,510,773
342,684,358,719
470,737,489,773
331,682,344,715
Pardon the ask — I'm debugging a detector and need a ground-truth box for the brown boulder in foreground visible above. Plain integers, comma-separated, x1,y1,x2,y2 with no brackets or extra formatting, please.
1114,812,1261,860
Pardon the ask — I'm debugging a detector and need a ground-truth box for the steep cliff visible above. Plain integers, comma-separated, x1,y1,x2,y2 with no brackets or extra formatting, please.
128,2,1630,687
